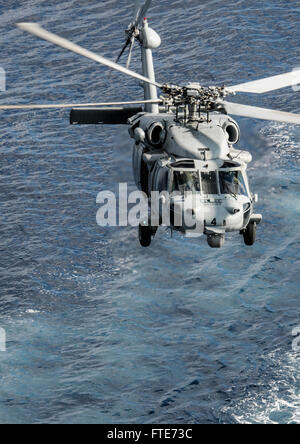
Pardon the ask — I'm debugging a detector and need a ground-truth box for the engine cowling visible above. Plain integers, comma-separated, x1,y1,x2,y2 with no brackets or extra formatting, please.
223,121,240,145
147,121,166,146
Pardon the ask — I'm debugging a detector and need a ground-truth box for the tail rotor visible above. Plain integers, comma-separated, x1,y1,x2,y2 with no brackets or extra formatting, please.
116,0,152,68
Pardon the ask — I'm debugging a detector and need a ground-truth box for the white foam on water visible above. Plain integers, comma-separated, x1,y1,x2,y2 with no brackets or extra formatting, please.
221,351,300,424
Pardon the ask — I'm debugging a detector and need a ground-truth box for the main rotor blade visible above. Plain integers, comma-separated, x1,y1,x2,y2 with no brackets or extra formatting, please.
221,101,300,125
0,99,162,110
116,39,130,64
133,0,142,22
228,70,300,94
126,38,135,69
17,23,162,89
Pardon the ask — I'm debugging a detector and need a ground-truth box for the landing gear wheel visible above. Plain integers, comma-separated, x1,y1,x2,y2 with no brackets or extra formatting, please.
139,224,152,247
243,222,256,246
207,234,225,249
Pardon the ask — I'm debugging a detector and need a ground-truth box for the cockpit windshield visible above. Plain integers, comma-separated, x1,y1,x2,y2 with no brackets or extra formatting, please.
219,171,248,196
201,172,218,195
172,171,200,194
171,169,249,197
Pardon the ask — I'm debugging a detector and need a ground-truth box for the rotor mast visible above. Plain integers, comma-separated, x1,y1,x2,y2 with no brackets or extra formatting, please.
140,18,161,113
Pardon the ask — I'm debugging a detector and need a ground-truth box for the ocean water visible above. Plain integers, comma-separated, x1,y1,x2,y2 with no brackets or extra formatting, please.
0,0,299,424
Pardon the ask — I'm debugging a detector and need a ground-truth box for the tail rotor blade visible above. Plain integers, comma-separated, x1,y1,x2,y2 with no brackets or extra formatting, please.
133,0,142,22
136,0,152,26
126,38,135,69
116,38,130,64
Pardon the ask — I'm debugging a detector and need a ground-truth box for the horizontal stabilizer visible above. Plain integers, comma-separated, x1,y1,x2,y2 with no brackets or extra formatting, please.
70,107,143,125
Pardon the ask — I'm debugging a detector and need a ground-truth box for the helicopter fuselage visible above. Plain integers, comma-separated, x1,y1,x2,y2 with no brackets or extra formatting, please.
130,112,262,247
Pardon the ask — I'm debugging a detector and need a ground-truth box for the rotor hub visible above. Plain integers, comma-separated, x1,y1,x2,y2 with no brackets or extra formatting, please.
160,83,231,111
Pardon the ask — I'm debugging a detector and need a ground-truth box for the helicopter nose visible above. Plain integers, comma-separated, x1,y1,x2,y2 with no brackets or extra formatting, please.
225,199,243,215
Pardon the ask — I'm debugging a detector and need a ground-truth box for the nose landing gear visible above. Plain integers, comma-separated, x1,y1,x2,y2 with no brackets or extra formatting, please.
139,224,152,247
139,223,158,247
207,234,225,248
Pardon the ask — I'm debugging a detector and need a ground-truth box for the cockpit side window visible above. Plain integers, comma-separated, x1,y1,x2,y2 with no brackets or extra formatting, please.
237,171,248,196
201,172,218,195
172,171,200,194
219,171,248,196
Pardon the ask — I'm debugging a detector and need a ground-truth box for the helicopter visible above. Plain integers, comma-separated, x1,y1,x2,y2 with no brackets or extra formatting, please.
1,0,300,248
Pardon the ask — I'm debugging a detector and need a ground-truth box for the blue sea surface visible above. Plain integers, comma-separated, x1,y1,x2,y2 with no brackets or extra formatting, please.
0,0,299,424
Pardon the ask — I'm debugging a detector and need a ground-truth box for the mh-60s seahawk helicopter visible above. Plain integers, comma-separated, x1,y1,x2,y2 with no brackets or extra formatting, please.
2,0,300,248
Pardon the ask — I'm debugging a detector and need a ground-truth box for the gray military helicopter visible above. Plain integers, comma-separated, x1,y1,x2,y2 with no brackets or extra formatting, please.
1,0,300,248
